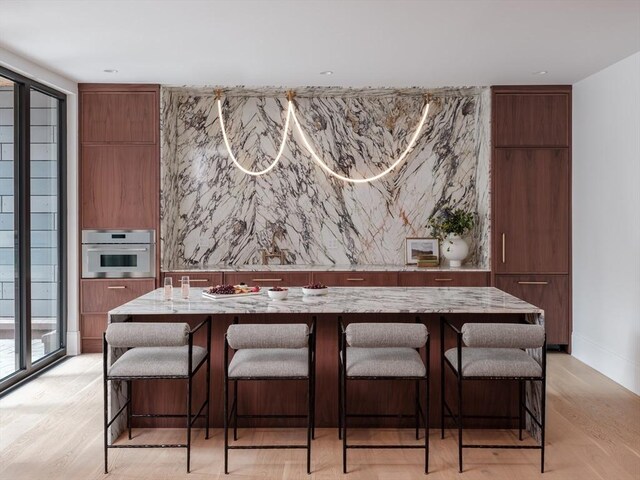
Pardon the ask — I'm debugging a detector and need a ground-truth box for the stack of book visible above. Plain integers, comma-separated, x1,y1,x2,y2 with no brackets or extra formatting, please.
416,254,439,268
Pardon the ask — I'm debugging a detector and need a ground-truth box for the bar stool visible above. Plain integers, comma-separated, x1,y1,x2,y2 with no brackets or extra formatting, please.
440,317,546,473
223,318,316,474
103,317,212,473
338,319,430,474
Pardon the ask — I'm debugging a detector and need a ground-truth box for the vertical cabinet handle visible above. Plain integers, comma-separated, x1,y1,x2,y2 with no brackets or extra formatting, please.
502,233,506,264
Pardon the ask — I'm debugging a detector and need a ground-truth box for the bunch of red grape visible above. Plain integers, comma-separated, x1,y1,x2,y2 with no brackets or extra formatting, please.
269,286,288,292
304,283,327,289
208,284,236,295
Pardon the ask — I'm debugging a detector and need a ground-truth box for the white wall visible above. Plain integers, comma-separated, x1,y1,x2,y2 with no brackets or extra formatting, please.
0,47,80,355
573,51,640,394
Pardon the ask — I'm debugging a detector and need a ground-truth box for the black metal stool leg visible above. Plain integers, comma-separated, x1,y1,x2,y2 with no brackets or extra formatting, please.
458,374,463,473
307,373,312,474
541,377,546,473
103,374,109,474
233,380,238,441
127,380,132,440
342,373,347,473
425,376,429,474
186,375,192,473
224,373,229,474
206,353,211,439
519,379,524,441
415,379,420,440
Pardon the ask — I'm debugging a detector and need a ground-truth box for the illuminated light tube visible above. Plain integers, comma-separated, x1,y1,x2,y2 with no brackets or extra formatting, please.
217,98,293,176
290,101,430,184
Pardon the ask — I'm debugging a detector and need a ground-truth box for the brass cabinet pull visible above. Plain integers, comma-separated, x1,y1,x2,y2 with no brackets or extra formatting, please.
347,278,365,281
252,278,283,282
183,279,209,283
502,233,506,263
107,286,127,290
517,281,549,285
434,278,453,282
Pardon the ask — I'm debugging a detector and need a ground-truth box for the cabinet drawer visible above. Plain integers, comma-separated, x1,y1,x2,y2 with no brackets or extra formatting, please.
495,274,570,345
398,271,490,287
224,272,311,287
163,272,223,288
311,272,398,287
81,279,156,313
81,313,108,339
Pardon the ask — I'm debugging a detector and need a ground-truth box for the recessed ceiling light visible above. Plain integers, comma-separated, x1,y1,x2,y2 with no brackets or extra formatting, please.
103,69,118,73
319,70,334,76
533,70,548,75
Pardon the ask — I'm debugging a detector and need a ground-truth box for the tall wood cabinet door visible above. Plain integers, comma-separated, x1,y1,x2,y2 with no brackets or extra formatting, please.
81,91,157,144
493,93,570,147
81,145,158,229
495,275,570,345
494,148,569,274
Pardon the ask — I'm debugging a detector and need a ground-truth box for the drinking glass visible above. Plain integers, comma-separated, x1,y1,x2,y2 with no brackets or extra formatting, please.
181,276,190,299
163,277,173,301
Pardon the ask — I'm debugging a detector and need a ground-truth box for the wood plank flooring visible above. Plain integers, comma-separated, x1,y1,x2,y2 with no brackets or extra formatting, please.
0,353,638,480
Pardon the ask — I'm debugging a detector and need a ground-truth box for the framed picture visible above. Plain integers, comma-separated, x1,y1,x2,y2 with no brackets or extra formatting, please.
405,237,439,264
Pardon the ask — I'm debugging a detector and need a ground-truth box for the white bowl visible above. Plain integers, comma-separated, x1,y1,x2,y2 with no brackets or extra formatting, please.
268,289,289,300
302,287,329,296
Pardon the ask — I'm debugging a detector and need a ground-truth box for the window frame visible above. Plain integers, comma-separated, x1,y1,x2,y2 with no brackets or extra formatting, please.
0,65,67,393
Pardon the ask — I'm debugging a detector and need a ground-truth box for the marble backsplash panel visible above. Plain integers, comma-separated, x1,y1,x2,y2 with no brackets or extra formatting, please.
160,87,491,269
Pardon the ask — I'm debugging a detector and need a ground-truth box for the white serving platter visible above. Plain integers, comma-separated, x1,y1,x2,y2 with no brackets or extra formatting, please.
202,290,263,300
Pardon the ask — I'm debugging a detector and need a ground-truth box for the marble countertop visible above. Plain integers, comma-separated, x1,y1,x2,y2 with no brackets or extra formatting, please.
109,286,543,317
164,264,490,273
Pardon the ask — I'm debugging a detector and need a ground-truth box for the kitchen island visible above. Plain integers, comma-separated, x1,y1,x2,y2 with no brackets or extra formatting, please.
107,286,543,441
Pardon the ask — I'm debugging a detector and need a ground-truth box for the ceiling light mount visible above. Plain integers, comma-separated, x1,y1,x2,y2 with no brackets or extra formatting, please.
103,69,118,73
533,70,548,75
319,70,334,76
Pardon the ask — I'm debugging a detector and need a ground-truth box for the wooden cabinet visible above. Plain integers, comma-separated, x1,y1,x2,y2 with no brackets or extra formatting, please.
398,271,490,287
492,86,572,348
79,84,161,353
80,145,158,229
80,279,156,352
224,272,311,287
311,271,397,287
81,90,157,143
162,272,224,288
493,148,570,274
495,275,570,345
493,92,569,147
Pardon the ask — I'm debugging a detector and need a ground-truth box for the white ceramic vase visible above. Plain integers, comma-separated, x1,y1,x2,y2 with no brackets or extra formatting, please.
442,234,469,267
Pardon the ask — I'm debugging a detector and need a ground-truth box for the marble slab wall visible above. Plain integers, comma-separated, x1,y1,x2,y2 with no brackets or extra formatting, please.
160,86,491,269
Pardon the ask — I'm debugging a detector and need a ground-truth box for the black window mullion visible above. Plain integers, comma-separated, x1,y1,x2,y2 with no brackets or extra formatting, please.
57,97,67,351
18,82,32,370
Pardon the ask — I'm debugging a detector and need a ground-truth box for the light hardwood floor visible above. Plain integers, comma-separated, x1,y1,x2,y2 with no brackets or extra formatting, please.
1,353,638,480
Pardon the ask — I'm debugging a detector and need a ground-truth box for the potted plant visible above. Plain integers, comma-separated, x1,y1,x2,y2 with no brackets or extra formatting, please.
427,206,475,267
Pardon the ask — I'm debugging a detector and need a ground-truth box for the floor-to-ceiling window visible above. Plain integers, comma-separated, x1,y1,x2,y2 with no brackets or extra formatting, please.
0,66,66,392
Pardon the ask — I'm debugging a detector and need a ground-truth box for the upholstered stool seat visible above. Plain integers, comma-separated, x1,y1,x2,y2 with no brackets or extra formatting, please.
440,319,547,473
228,348,309,378
224,320,316,475
339,321,430,474
444,347,542,378
345,347,426,377
109,346,208,378
103,319,212,474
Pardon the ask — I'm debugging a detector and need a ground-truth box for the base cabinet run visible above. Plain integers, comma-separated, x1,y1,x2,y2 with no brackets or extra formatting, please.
80,279,156,352
495,274,570,345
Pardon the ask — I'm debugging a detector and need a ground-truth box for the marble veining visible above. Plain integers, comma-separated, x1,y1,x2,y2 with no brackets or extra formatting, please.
165,264,489,272
161,87,491,270
109,287,543,317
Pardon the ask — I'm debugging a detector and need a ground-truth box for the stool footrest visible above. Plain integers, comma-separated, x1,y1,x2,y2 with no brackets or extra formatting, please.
228,445,308,450
463,444,542,450
347,444,426,449
108,444,187,449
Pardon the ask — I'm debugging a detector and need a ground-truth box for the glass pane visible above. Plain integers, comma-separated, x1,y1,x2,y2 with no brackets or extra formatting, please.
0,78,18,380
30,89,60,363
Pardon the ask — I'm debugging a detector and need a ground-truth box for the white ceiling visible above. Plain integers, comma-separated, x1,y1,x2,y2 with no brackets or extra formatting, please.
0,0,639,86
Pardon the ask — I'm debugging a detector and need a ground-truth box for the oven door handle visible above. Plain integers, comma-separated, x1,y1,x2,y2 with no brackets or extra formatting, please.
86,247,148,252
